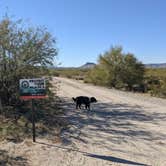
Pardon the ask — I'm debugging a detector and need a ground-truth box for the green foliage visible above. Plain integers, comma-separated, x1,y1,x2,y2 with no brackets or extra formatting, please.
51,68,89,80
98,47,124,87
145,69,166,98
122,53,145,89
0,16,65,141
0,17,57,107
85,46,145,89
84,66,109,85
145,68,166,78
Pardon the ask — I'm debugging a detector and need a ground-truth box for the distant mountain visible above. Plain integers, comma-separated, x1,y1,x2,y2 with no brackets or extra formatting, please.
79,62,166,69
79,62,96,69
52,62,166,69
145,63,166,68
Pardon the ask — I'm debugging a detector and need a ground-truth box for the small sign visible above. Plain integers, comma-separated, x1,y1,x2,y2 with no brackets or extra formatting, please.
20,78,46,99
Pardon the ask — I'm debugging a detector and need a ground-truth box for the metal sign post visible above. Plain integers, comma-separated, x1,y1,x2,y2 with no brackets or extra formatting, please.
31,99,36,142
19,78,46,142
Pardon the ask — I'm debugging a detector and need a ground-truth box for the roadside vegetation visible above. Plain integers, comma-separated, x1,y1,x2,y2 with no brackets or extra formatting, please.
84,46,166,98
85,46,145,90
145,68,166,98
50,68,89,80
52,46,166,99
0,16,68,148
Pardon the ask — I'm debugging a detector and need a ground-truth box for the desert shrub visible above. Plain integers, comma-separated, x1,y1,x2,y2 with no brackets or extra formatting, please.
0,16,57,110
145,75,166,98
84,66,109,85
85,46,145,90
51,68,89,79
0,16,64,141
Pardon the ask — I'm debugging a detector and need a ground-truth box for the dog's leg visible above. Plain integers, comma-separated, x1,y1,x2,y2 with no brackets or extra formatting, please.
76,103,79,109
88,104,90,111
86,103,90,111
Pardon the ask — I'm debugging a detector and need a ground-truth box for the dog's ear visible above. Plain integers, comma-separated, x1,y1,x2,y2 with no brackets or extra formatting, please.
90,97,97,103
72,97,76,102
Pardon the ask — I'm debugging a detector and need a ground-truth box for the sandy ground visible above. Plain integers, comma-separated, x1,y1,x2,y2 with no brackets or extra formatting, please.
1,77,166,166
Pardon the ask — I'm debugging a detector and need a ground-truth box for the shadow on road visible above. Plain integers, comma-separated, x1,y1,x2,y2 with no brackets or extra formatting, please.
85,153,148,165
0,149,28,166
54,96,166,166
36,141,148,166
59,97,166,147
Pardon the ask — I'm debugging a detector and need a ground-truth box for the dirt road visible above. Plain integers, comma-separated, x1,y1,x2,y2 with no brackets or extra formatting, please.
56,77,166,166
1,77,166,166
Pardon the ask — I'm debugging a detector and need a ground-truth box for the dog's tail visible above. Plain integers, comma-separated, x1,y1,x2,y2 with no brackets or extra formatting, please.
72,97,76,102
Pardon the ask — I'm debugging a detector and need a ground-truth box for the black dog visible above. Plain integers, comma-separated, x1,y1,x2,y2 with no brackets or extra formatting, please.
72,96,97,110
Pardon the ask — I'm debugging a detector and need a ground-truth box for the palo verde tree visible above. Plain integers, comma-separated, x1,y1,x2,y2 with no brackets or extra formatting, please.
86,46,145,89
122,53,145,90
0,17,58,109
98,46,124,87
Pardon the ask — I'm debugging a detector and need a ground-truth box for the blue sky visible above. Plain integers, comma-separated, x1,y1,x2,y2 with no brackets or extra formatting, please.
0,0,166,67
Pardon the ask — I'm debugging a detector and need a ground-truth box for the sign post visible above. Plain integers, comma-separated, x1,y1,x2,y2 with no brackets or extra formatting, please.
31,99,36,142
19,78,46,142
